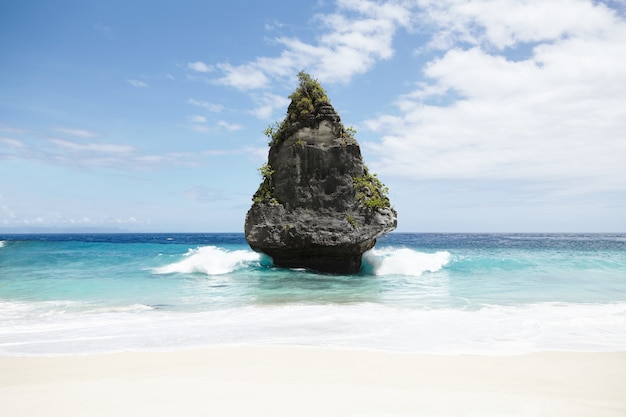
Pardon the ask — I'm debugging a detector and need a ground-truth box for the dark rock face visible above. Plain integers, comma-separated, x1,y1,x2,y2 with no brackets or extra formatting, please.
245,79,396,274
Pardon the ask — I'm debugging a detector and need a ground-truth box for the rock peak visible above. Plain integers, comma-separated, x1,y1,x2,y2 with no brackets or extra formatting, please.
245,71,397,274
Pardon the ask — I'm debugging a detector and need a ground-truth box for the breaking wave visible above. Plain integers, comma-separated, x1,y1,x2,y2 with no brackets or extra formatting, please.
363,247,451,276
153,245,450,277
153,246,261,275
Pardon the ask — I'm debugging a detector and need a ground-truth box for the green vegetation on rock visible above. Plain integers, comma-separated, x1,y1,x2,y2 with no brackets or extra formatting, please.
343,125,357,138
265,71,349,147
258,163,275,179
353,170,391,211
346,214,358,229
286,71,330,122
252,163,277,204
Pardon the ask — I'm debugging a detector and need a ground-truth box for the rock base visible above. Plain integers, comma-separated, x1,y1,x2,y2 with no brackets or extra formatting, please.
253,243,375,274
245,205,393,275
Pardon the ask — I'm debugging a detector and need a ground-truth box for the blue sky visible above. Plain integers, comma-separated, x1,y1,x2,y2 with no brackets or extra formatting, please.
1,0,625,232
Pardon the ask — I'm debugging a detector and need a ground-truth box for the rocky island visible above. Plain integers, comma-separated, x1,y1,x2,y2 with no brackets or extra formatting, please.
244,72,397,274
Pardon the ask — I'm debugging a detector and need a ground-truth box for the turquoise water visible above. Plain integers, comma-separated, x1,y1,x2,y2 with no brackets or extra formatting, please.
1,233,625,355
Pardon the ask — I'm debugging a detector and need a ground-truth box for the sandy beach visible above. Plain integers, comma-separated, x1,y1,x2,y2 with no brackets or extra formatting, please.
1,347,624,417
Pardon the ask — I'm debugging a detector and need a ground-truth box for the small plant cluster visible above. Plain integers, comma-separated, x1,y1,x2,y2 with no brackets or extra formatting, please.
263,121,282,146
264,71,334,147
343,125,357,139
252,163,278,204
337,125,357,147
346,214,358,229
258,162,275,179
286,71,330,123
353,170,391,210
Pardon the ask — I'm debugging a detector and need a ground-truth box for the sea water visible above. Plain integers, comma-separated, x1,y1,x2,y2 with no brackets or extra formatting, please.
0,233,625,355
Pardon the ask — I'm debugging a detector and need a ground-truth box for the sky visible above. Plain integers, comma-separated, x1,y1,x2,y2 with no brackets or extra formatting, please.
1,0,625,233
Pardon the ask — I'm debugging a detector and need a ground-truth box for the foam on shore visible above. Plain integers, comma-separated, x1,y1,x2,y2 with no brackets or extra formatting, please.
2,300,625,356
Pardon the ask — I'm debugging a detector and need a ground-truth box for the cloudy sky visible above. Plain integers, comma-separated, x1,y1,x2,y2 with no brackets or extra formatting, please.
1,0,625,232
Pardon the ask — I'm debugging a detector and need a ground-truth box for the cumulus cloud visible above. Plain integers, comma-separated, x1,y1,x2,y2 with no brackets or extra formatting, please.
187,61,213,73
182,0,414,121
249,93,290,119
211,0,412,89
216,63,270,90
364,0,626,194
416,0,616,50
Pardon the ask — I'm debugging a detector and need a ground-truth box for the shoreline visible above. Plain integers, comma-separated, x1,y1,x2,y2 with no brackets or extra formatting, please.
1,347,624,417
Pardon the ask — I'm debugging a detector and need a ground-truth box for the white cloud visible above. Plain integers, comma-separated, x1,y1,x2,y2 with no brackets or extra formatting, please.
188,115,208,123
127,79,148,88
241,146,269,162
264,19,287,31
364,0,626,195
50,139,135,154
250,93,290,119
0,127,259,173
0,137,25,160
0,137,24,148
190,125,210,133
187,98,223,112
52,127,99,138
187,61,213,73
0,211,146,228
417,0,617,50
216,63,270,90
211,0,412,89
0,124,29,135
188,114,210,133
217,120,243,131
134,155,168,164
43,138,184,170
182,186,230,202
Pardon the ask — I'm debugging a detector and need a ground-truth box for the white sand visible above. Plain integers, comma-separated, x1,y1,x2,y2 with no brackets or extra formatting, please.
1,348,624,417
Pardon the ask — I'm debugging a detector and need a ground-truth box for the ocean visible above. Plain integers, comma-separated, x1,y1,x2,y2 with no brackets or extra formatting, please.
1,233,625,356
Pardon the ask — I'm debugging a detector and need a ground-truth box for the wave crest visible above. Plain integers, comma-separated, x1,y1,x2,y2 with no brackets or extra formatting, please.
153,246,261,275
364,247,450,276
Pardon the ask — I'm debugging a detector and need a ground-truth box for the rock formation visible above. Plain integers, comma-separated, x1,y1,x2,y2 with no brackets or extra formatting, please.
244,72,397,274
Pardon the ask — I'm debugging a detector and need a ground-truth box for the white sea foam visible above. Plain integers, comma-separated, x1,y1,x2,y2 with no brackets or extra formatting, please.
86,304,154,314
364,247,451,276
153,246,261,275
0,241,5,249
3,301,625,356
